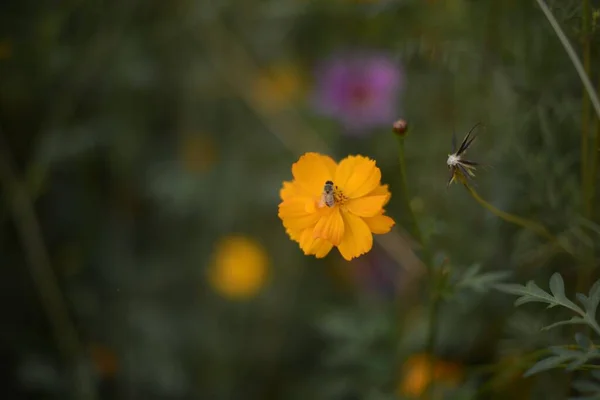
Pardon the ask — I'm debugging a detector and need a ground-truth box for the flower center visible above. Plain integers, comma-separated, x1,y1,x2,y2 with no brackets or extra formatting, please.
350,84,372,106
333,186,348,205
447,154,460,167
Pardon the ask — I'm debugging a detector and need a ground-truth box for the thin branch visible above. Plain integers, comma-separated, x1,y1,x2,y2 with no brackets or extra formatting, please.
0,132,96,399
535,0,600,121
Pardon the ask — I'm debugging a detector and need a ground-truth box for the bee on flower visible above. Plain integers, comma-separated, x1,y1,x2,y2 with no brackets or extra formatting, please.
446,123,482,187
319,180,336,208
278,153,395,261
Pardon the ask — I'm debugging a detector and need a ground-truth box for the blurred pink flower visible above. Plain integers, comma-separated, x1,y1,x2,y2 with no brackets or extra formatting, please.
313,52,403,134
351,249,405,300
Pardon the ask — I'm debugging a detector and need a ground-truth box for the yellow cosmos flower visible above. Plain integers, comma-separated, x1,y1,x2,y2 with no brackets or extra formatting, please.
278,152,395,261
207,236,269,300
398,353,464,398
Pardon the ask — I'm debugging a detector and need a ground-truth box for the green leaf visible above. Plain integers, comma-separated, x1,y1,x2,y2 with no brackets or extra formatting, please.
524,346,600,378
575,333,593,350
524,354,573,377
550,273,566,298
495,283,531,296
456,265,511,293
549,273,582,312
497,275,600,337
587,280,600,318
578,293,590,309
541,317,587,331
549,346,584,358
496,275,584,314
566,356,590,372
571,377,600,400
572,379,600,393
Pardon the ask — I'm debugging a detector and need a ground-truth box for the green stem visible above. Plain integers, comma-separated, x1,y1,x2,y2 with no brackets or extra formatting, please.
0,133,96,400
591,75,600,218
582,0,592,216
397,138,426,254
535,0,600,216
464,184,555,241
534,0,600,122
397,136,437,400
573,1,596,350
464,184,584,265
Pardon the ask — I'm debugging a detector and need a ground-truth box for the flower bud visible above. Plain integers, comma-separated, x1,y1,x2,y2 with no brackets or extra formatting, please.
392,119,408,136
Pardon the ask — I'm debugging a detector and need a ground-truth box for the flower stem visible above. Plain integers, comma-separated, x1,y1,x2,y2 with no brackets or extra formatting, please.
464,184,585,262
464,184,555,242
0,132,97,400
397,136,437,400
591,75,600,218
582,0,592,217
534,0,600,122
536,0,600,216
397,138,426,253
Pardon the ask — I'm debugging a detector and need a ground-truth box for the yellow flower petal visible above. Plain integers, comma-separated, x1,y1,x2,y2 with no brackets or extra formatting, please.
278,198,320,231
313,207,344,245
363,214,395,234
280,181,303,201
345,195,389,217
333,155,357,189
337,212,373,260
285,227,302,243
292,152,337,196
366,184,391,207
367,184,390,197
335,155,381,198
313,239,334,258
298,227,334,257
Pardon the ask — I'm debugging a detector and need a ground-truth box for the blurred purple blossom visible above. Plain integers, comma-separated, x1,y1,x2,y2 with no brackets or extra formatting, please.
312,51,404,134
351,249,405,301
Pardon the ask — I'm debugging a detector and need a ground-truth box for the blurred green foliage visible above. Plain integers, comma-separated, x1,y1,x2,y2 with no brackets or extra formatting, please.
1,0,600,399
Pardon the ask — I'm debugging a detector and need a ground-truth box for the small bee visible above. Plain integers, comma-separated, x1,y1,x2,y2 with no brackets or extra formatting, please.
447,123,482,187
319,180,336,208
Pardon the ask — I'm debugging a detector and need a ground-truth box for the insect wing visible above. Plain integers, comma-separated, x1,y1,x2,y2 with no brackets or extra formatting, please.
318,193,327,208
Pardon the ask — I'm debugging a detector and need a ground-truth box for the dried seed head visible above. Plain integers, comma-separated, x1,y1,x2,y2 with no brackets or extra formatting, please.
392,119,408,136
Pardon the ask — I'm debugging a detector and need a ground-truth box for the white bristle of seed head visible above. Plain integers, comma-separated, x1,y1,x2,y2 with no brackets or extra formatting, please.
447,154,460,166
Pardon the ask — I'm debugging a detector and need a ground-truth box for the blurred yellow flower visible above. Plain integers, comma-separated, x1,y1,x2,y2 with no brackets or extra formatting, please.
398,353,464,398
179,133,217,174
252,63,303,112
208,236,269,300
278,152,395,261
